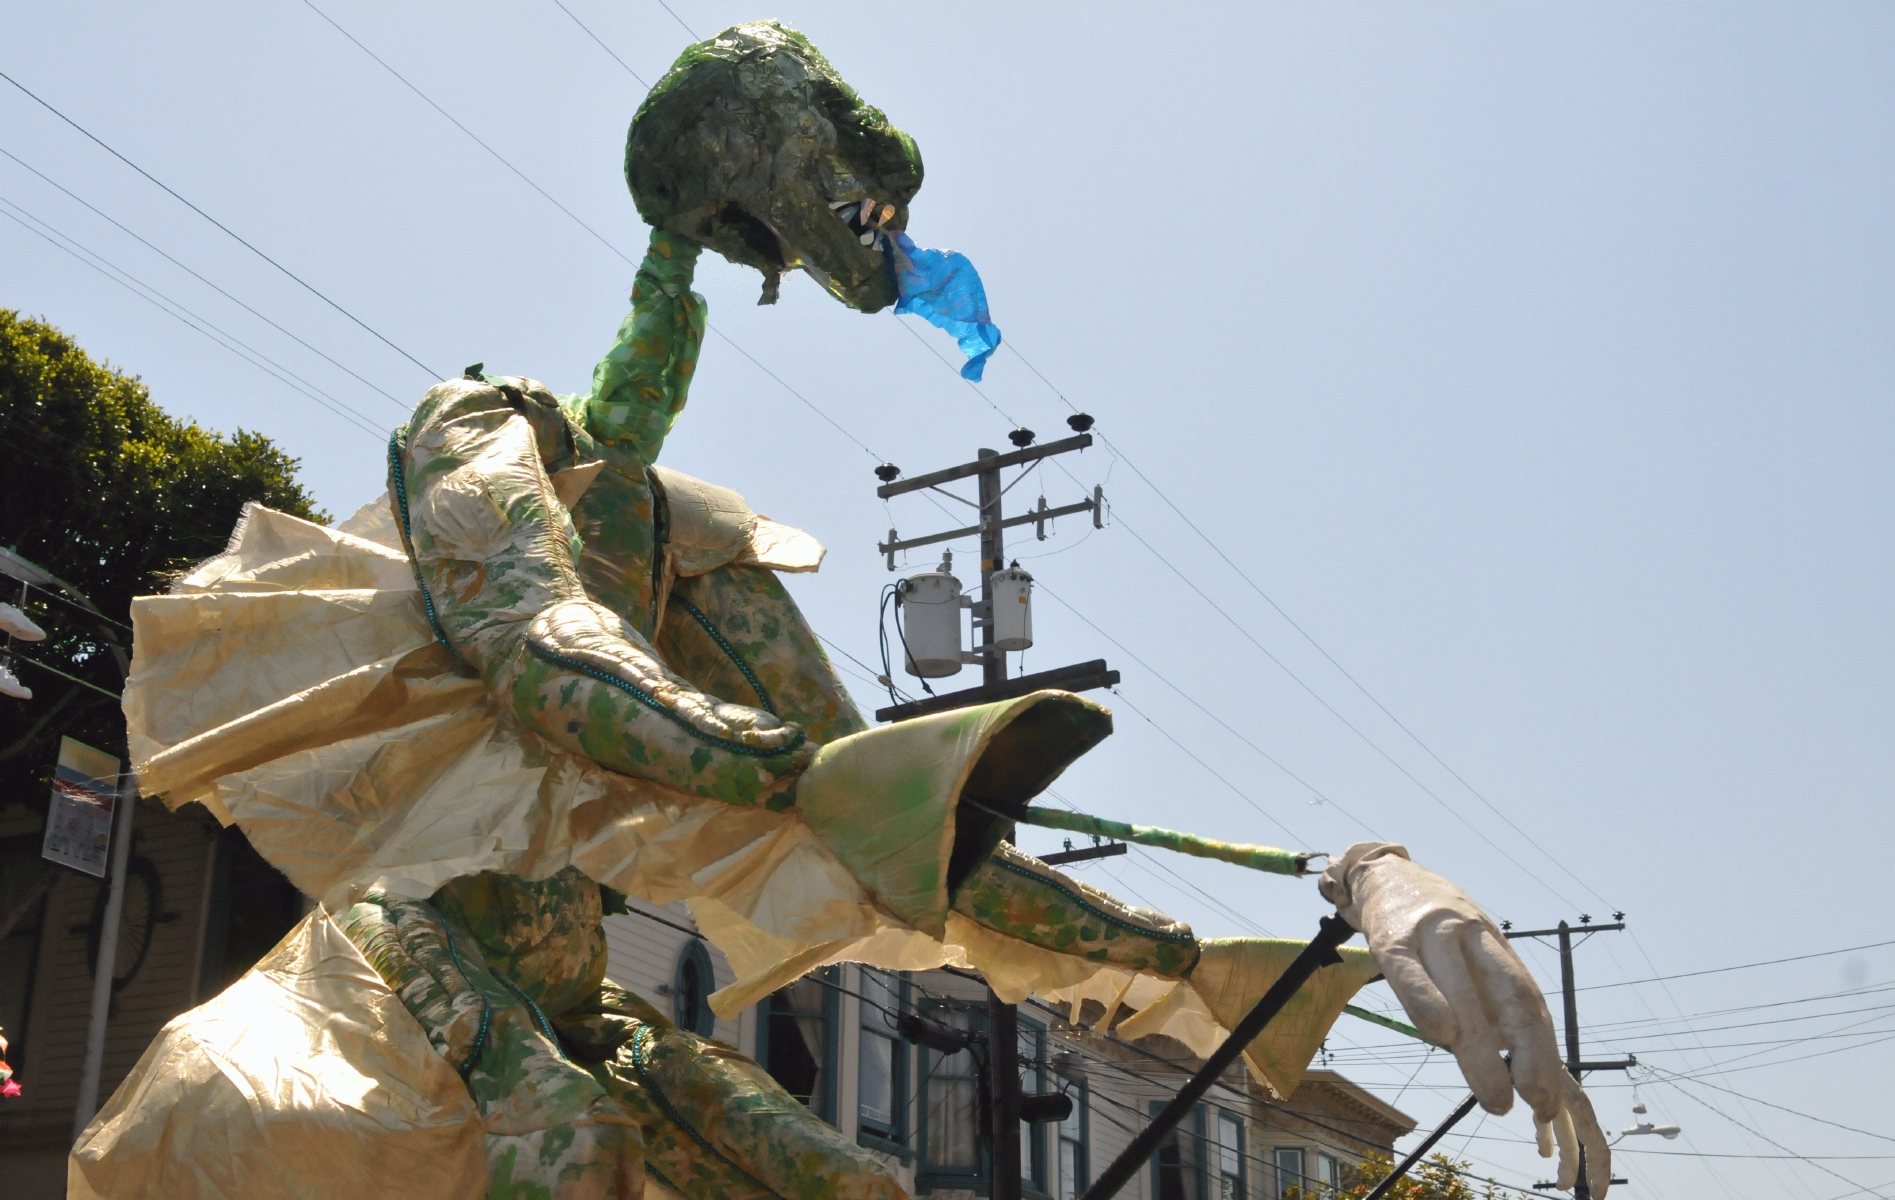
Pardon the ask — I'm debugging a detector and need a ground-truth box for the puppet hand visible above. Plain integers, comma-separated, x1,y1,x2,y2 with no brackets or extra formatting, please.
1319,843,1610,1197
673,695,805,752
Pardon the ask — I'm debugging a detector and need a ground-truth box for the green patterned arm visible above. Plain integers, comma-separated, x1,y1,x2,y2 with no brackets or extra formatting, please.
582,228,706,463
392,374,808,807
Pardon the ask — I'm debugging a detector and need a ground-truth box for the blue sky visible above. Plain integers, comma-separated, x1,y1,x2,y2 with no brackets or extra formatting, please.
3,3,1890,1195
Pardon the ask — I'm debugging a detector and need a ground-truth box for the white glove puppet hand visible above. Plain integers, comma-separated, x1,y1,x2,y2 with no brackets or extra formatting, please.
1320,843,1611,1197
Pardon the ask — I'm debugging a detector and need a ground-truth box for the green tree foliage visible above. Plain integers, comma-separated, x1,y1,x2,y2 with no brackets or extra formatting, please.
0,309,323,826
1287,1151,1498,1200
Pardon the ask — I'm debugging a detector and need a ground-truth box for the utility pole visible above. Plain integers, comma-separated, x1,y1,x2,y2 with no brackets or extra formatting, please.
1507,917,1635,1198
874,428,1115,722
872,424,1108,1200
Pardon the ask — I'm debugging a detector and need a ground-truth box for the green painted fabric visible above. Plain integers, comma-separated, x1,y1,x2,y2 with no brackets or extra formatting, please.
561,985,904,1200
950,841,1200,978
433,867,611,1020
391,248,809,807
339,895,643,1199
657,567,868,747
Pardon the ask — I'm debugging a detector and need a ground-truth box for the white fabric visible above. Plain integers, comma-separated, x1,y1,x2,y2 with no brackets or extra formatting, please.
1320,842,1611,1196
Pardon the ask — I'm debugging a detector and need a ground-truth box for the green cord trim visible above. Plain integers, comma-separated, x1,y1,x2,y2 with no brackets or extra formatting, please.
990,856,1196,944
438,922,494,1078
525,638,805,759
489,965,562,1050
672,594,777,715
387,430,472,669
629,1024,788,1200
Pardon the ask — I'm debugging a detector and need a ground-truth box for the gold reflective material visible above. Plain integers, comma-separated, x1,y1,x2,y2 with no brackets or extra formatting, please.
69,910,485,1199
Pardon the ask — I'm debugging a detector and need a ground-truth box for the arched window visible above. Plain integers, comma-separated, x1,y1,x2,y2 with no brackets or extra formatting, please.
671,939,716,1036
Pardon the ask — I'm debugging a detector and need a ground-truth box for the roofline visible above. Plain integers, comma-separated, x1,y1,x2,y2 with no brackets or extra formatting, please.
1296,1070,1418,1134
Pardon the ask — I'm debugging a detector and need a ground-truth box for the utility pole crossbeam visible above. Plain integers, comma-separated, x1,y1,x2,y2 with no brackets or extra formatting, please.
1038,842,1128,867
874,659,1120,723
875,434,1093,499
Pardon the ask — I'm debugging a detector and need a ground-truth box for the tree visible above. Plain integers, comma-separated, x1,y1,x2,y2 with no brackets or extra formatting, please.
1285,1151,1499,1200
0,308,324,831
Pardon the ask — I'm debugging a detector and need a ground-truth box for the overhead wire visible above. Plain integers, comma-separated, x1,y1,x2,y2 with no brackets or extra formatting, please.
1003,341,1619,913
0,144,412,412
1580,938,1895,992
0,200,387,439
0,67,442,380
310,1,887,468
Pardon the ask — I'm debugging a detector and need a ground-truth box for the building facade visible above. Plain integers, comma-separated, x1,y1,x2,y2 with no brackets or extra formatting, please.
0,825,1414,1200
604,898,1416,1200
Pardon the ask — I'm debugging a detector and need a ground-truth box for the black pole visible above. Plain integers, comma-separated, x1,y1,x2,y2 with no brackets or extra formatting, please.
1076,914,1358,1200
976,450,1027,1200
1361,1092,1481,1200
989,990,1023,1200
1558,921,1591,1200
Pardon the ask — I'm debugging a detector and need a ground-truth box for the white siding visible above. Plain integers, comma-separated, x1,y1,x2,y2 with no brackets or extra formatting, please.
600,900,741,1048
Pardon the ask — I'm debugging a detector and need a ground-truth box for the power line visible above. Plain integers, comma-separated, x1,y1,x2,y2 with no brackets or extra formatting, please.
654,0,700,41
0,144,412,412
303,1,636,272
1105,507,1586,906
0,201,386,439
0,67,441,380
1652,1073,1889,1198
549,0,651,87
1035,579,1370,839
1100,684,1308,846
1004,339,1618,913
1580,938,1895,992
1642,1065,1895,1147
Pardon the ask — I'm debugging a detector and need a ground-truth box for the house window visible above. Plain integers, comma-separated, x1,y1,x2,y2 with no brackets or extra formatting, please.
857,967,910,1153
1315,1153,1340,1196
1214,1110,1245,1200
1019,1016,1050,1194
758,966,839,1123
1056,1079,1088,1199
1272,1147,1306,1199
917,999,985,1188
671,939,716,1036
1152,1101,1206,1200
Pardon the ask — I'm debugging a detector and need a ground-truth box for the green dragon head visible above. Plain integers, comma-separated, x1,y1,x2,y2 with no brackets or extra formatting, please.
626,21,923,312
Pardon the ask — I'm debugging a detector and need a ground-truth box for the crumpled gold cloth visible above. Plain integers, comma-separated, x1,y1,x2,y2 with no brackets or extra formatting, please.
69,909,485,1199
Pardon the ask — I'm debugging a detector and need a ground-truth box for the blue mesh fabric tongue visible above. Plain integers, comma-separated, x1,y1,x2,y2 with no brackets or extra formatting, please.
890,231,1003,381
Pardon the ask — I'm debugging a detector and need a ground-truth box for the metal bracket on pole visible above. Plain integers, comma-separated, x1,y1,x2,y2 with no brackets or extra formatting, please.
878,496,1099,565
1076,914,1358,1200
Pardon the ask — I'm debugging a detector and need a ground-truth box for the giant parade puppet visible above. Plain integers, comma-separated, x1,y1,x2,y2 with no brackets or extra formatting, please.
70,22,1611,1200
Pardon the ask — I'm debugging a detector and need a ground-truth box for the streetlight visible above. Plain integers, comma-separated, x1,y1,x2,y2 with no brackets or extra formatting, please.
1621,1102,1681,1140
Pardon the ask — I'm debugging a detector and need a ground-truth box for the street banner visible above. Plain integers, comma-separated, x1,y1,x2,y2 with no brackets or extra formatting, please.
40,736,120,877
